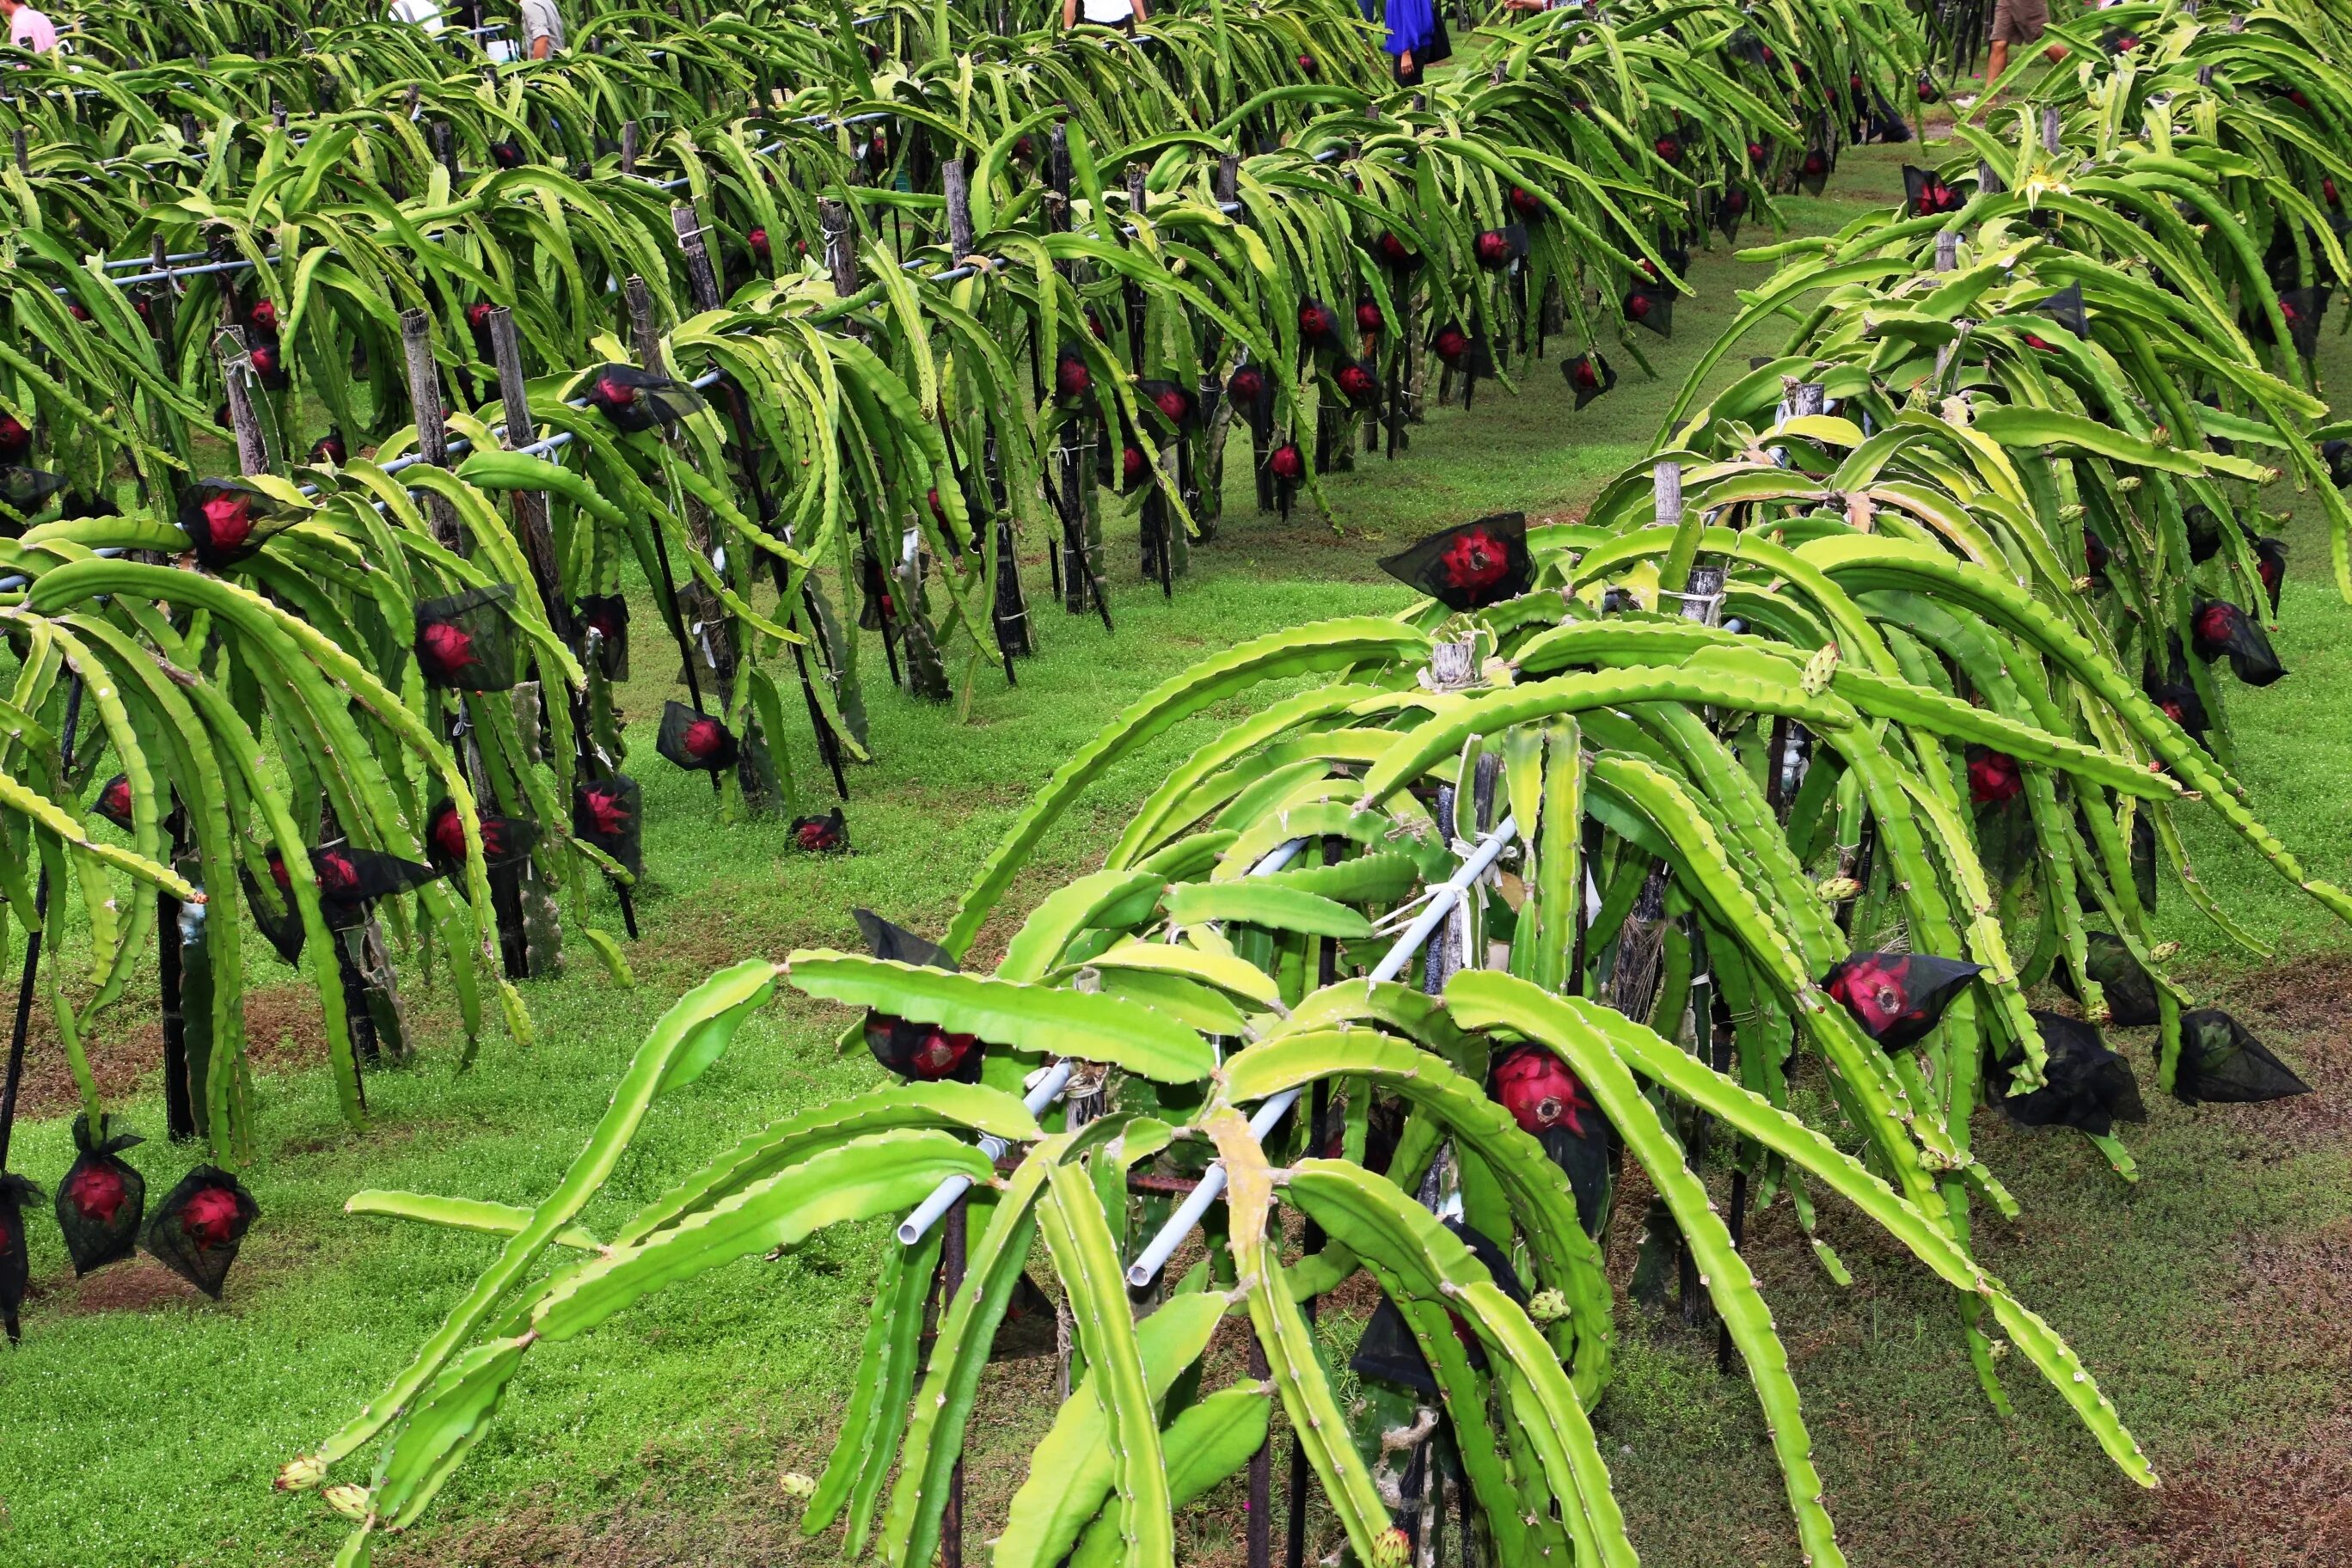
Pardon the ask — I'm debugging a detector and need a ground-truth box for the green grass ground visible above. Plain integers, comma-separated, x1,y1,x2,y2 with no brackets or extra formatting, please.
3,138,2350,1568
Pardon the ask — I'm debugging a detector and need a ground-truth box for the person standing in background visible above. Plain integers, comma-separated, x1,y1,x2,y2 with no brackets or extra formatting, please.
1987,0,2065,87
0,0,61,54
389,0,447,34
519,0,562,57
1384,0,1449,85
1063,0,1145,35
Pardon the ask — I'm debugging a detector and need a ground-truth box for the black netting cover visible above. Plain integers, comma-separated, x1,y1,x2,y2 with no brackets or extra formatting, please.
0,467,67,534
573,774,645,876
657,701,740,774
92,773,137,832
0,409,30,462
244,855,308,965
54,1113,145,1277
1490,1044,1613,1234
583,363,707,433
1296,298,1346,353
573,593,630,681
2324,438,2352,489
2037,283,2090,340
990,1271,1059,1362
2174,1008,2312,1106
1563,351,1617,410
2256,536,2288,615
1334,359,1381,410
1429,322,1493,375
2183,504,2226,563
865,1013,983,1082
2276,287,2328,359
1798,147,1830,194
793,808,848,854
425,799,541,875
311,844,440,927
1965,745,2023,806
854,909,958,971
1471,226,1528,270
176,479,293,567
1,1172,43,1340
1136,379,1201,433
415,585,521,693
1378,511,1532,611
1718,184,1752,241
2052,931,2161,1027
1902,165,1963,217
144,1165,260,1300
1822,952,1984,1050
1350,1220,1526,1396
2000,1012,2145,1134
1053,344,1093,404
2191,599,2285,686
1225,363,1273,430
1622,284,1673,337
1375,231,1421,271
1861,98,1912,144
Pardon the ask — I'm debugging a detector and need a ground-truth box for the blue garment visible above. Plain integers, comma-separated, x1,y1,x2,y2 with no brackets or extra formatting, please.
1384,0,1433,56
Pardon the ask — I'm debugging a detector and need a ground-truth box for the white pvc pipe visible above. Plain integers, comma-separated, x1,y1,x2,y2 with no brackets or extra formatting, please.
897,836,1310,1248
1122,815,1517,1288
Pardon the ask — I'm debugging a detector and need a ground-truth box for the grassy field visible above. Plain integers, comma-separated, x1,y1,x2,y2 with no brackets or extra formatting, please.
3,138,2350,1568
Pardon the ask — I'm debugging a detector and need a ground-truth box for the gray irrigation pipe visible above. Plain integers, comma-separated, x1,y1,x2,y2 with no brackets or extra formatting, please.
895,834,1308,1248
1121,812,1518,1289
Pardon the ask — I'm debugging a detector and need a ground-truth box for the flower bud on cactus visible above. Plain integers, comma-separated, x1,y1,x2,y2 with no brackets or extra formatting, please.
1816,877,1862,902
780,1471,818,1500
1801,642,1841,694
322,1485,371,1520
1528,1288,1570,1323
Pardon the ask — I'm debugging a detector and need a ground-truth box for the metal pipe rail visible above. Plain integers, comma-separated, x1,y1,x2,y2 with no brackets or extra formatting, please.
1122,812,1518,1289
893,835,1309,1248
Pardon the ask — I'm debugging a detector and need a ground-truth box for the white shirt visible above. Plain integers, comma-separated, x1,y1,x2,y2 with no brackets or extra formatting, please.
1081,0,1131,21
519,0,563,52
389,0,446,34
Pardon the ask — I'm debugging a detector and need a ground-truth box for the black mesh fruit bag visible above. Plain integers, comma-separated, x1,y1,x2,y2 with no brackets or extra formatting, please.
2173,1009,2312,1106
54,1113,145,1277
1378,512,1532,611
425,800,541,876
572,593,630,681
1491,1043,1613,1234
1563,351,1616,410
0,466,67,534
1350,1221,1525,1395
2190,599,2285,686
1822,952,1984,1050
582,363,707,433
2053,932,2161,1027
2000,1013,2147,1135
92,772,138,832
657,701,740,773
573,774,645,876
310,844,440,928
144,1166,260,1299
852,909,978,1080
176,479,293,568
0,1173,41,1342
792,807,848,854
414,585,521,693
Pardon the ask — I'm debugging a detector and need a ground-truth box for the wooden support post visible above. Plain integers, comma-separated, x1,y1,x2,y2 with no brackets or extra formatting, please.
2041,105,2062,155
671,202,725,309
12,128,26,177
942,157,976,258
214,328,273,479
619,119,639,175
941,1199,969,1568
819,199,859,304
485,308,569,977
1934,230,1958,273
398,309,462,549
